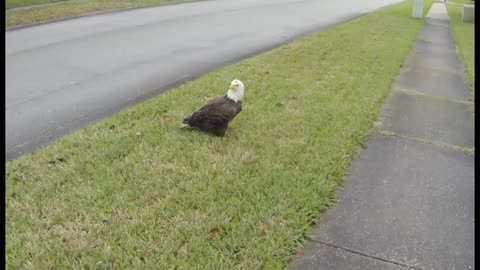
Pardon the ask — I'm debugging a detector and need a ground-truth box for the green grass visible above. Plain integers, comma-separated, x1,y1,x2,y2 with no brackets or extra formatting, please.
6,0,67,9
446,3,475,101
6,0,191,29
6,0,433,269
447,0,474,4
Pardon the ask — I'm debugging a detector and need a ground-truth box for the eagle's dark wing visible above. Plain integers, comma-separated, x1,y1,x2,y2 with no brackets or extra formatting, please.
183,96,242,136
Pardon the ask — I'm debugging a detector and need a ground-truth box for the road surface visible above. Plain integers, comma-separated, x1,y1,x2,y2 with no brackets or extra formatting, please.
6,0,402,160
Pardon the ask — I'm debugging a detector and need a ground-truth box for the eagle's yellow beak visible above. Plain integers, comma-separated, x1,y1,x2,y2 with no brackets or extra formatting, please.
229,85,235,91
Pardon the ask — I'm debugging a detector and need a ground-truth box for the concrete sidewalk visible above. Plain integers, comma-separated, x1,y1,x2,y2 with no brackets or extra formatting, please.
290,3,474,270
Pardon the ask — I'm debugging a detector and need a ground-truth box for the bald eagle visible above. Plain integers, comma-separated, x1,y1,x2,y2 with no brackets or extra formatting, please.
181,79,244,137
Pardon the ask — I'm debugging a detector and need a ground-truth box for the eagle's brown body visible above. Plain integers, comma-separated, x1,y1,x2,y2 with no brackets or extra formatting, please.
183,95,242,137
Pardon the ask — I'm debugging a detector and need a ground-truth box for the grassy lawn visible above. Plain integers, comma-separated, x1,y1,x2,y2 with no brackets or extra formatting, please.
447,0,474,4
6,0,433,269
6,0,191,29
6,0,67,10
446,3,475,101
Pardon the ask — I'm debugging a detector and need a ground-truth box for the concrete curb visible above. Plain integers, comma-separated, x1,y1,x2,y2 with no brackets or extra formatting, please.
6,0,212,32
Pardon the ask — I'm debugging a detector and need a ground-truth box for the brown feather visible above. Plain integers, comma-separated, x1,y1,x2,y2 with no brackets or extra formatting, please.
183,96,242,137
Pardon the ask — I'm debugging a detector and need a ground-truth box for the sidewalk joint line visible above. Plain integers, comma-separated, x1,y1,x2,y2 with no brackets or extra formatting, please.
378,130,474,155
392,86,473,105
415,38,454,47
401,60,466,77
308,239,426,270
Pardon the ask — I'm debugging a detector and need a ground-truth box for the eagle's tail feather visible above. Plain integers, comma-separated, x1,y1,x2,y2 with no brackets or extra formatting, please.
181,116,193,129
180,123,193,129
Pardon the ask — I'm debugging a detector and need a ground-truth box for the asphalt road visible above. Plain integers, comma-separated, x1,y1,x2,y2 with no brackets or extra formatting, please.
6,0,402,160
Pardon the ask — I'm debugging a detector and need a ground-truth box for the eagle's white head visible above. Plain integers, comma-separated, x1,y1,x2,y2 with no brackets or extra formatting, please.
227,79,244,103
